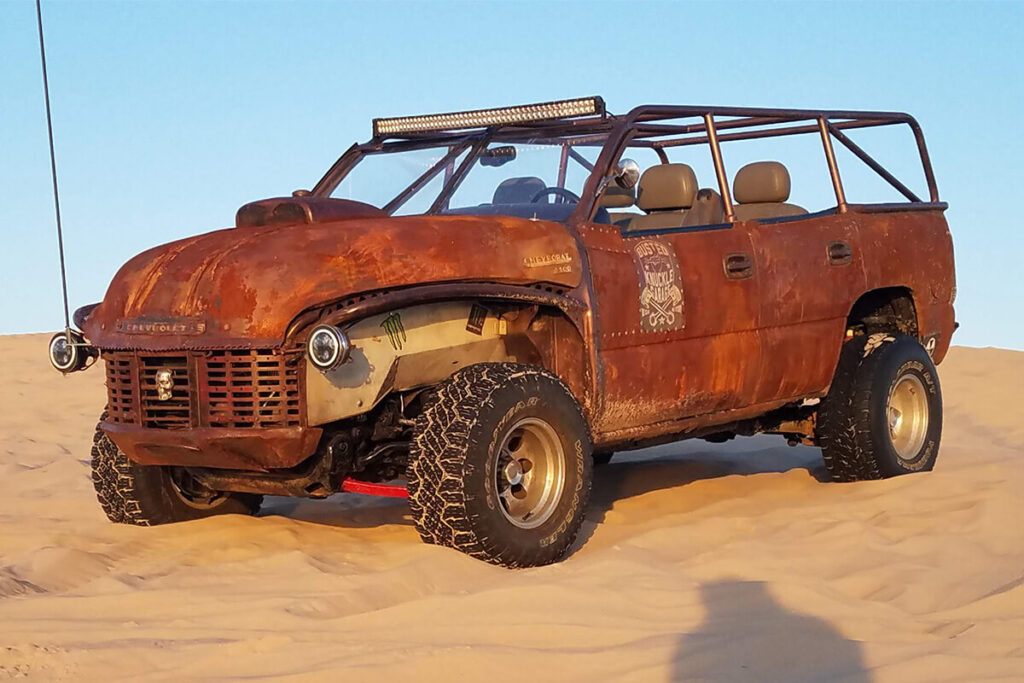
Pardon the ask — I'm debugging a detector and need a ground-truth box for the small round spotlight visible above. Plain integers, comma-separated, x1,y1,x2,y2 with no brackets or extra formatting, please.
307,325,351,371
49,330,89,373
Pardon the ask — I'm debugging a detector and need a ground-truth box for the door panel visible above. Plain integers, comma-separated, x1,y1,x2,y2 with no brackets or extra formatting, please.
750,213,866,402
580,222,762,434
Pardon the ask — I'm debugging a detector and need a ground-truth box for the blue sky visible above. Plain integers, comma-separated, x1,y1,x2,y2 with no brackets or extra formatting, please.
1,0,1021,349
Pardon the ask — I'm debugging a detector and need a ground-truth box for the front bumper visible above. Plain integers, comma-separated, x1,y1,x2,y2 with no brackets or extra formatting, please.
102,421,322,471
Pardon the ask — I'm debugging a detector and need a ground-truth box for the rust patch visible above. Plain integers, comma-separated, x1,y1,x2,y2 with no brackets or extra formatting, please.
83,215,582,351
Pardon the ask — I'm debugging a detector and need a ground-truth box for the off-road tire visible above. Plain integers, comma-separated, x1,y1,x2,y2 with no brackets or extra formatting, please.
818,334,942,482
407,363,592,568
91,413,262,525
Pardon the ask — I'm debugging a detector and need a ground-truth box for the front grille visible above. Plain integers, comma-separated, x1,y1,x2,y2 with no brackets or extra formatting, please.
103,350,302,429
200,350,301,428
139,354,190,428
105,355,136,424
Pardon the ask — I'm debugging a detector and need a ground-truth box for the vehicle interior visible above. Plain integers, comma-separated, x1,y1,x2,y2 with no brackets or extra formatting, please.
601,159,809,231
442,174,613,225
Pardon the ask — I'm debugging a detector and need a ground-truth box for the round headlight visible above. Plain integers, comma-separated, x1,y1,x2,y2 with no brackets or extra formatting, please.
307,325,350,371
49,330,87,373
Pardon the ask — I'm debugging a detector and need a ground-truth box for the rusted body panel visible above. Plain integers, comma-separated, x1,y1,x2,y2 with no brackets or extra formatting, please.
83,215,582,351
580,206,955,449
102,421,322,471
580,221,763,434
95,205,954,467
854,208,956,363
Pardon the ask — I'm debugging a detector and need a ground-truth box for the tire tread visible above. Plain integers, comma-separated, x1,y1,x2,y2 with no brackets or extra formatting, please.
407,363,590,567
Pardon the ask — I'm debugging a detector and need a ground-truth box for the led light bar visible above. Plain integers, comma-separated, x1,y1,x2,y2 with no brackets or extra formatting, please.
373,97,605,137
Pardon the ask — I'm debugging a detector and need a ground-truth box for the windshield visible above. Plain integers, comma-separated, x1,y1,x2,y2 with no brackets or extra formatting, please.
327,134,608,221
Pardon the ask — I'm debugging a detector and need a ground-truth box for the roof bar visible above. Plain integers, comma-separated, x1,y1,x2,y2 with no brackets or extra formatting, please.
373,97,606,137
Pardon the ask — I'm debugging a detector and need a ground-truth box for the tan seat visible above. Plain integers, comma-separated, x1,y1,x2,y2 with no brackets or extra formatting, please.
732,161,807,221
598,184,635,209
681,188,727,226
598,185,639,226
624,163,698,232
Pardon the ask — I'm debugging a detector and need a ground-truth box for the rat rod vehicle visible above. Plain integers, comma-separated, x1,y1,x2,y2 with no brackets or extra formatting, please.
52,97,955,567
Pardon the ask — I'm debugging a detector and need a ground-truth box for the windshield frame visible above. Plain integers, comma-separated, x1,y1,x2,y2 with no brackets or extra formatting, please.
310,123,620,225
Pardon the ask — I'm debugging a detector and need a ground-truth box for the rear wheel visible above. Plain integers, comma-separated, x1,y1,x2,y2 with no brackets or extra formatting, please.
818,334,942,482
407,363,592,568
91,413,262,525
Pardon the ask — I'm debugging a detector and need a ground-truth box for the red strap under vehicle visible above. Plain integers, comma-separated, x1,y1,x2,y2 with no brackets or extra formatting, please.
340,478,409,498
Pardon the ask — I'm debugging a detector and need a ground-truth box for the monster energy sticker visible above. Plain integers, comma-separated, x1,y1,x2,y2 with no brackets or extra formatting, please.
632,238,685,333
380,312,407,350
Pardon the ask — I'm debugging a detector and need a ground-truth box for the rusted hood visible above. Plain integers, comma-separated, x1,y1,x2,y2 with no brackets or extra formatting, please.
83,215,582,349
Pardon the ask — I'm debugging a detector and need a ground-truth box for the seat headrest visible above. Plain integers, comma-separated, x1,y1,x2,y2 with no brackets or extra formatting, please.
733,161,791,204
598,184,635,208
493,176,547,204
636,163,698,212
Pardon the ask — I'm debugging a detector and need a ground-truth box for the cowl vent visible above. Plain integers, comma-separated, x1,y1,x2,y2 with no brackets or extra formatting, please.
235,197,387,228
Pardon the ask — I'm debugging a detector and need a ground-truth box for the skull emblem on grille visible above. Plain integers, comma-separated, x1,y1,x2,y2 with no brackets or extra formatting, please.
155,369,174,401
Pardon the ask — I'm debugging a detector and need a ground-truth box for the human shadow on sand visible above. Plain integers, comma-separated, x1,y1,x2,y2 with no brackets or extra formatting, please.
671,580,870,682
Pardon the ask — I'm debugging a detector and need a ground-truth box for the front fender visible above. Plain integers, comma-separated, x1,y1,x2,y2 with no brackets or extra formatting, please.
306,301,513,425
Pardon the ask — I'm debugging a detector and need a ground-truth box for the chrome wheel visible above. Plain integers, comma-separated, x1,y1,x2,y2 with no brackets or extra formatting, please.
494,417,566,529
886,373,930,462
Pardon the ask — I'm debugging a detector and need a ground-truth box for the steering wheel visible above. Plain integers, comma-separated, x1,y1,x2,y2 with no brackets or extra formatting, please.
531,187,580,204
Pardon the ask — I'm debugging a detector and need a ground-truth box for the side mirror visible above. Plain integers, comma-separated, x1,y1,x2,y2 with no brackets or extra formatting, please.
614,158,640,189
480,145,517,167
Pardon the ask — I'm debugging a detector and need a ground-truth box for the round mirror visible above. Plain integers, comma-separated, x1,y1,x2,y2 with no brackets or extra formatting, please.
615,158,640,189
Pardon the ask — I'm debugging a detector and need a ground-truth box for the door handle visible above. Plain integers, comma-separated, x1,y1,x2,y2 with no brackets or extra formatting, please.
724,252,754,279
828,241,852,265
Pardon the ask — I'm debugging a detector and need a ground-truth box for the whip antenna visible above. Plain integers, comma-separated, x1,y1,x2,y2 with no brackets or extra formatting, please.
35,0,71,336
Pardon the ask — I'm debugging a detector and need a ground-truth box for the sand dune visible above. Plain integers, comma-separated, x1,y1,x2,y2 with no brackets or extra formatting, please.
1,334,1022,681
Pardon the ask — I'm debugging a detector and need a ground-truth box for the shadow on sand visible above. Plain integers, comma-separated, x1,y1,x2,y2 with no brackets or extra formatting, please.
259,493,411,529
671,580,870,682
588,438,828,525
260,436,829,534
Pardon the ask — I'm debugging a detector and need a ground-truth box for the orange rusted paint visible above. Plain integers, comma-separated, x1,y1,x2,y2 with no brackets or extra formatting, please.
84,213,582,351
580,206,955,448
85,204,955,465
102,421,322,471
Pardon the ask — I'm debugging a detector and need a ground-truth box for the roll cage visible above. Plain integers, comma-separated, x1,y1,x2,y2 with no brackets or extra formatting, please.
310,98,944,226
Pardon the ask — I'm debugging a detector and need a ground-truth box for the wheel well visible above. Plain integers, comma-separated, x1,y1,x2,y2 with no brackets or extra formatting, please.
847,287,918,337
505,304,592,415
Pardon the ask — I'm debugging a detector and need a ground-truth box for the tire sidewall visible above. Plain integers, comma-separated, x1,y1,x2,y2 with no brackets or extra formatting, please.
462,372,591,564
864,337,942,476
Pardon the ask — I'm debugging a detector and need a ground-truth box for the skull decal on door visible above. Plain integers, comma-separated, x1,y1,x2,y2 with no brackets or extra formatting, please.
632,238,685,333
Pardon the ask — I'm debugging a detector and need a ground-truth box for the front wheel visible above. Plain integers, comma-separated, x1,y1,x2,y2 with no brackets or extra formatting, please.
91,414,262,525
407,363,592,568
818,334,942,482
